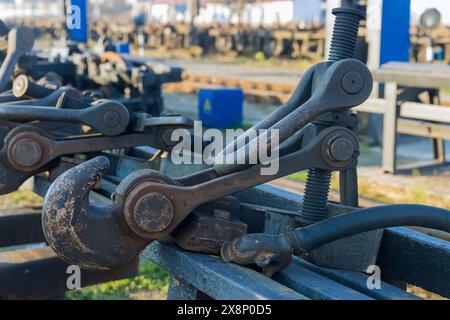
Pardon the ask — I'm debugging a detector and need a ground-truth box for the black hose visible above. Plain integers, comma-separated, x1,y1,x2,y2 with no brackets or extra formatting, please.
292,204,450,252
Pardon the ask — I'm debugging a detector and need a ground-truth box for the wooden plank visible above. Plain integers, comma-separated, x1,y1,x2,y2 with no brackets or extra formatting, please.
354,98,387,114
382,82,398,174
379,62,450,74
294,258,420,300
374,62,450,88
144,241,308,300
400,101,450,123
165,80,288,104
377,227,450,298
397,119,450,139
0,208,44,247
274,261,374,300
0,246,138,300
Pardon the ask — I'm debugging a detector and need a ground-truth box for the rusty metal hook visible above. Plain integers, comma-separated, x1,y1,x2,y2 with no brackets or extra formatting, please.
42,156,182,270
42,156,150,270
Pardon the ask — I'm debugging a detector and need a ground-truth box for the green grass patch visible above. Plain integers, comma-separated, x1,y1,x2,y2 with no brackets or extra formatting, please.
0,190,43,209
288,171,309,183
66,260,169,300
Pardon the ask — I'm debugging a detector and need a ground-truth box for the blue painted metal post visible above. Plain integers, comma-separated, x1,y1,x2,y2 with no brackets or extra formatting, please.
379,0,411,64
366,0,411,145
66,0,88,43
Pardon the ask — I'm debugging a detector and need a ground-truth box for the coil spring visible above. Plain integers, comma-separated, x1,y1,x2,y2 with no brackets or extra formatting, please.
300,8,364,225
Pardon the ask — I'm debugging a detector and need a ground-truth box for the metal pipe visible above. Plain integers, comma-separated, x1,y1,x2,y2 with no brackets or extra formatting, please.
292,205,450,252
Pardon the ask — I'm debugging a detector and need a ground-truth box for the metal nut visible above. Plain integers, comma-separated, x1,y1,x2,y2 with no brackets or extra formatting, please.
328,136,355,162
10,138,42,168
341,71,364,95
132,192,174,233
103,110,121,128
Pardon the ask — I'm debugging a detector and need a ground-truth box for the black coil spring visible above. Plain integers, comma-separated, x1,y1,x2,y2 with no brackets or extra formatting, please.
300,8,364,225
328,8,364,61
301,168,332,224
62,96,91,110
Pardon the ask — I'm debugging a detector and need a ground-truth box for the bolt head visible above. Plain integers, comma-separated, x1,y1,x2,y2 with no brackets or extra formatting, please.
102,110,120,128
13,75,29,97
11,138,42,167
133,192,173,233
329,137,355,162
342,71,364,95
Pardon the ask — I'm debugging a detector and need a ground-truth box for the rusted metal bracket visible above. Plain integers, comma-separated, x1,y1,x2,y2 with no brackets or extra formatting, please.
0,114,192,195
0,100,130,136
42,125,360,269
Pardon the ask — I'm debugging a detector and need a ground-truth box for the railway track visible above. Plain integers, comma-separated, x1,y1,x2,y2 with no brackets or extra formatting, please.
163,72,296,104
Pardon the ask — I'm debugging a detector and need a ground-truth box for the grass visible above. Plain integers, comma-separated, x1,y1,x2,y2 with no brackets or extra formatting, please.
0,189,43,209
66,260,170,300
440,87,450,95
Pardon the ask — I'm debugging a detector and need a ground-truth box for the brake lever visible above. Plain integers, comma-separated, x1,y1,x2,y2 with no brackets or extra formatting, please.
41,126,359,269
0,118,191,195
214,58,372,175
0,100,130,136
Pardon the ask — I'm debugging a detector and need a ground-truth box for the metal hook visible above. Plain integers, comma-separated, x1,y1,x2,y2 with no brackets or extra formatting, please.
42,156,149,270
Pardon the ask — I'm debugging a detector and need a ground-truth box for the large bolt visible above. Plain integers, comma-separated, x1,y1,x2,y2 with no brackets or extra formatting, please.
328,136,355,162
102,110,121,128
56,91,91,110
300,7,365,226
341,70,364,95
328,8,365,62
10,138,42,168
132,192,174,233
13,74,53,98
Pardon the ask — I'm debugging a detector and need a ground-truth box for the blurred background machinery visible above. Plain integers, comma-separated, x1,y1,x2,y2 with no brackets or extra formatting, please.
1,0,449,63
